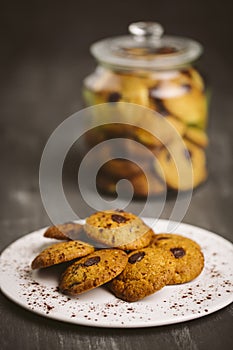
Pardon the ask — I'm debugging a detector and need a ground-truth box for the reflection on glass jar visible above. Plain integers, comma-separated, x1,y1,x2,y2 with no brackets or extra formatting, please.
83,22,209,197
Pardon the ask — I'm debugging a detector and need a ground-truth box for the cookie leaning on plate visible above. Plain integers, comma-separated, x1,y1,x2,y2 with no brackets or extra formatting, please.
150,234,204,284
84,210,154,250
31,241,94,269
44,222,84,241
108,247,176,302
59,249,128,295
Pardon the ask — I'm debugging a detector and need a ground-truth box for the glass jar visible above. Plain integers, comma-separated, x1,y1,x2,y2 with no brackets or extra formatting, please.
82,22,209,197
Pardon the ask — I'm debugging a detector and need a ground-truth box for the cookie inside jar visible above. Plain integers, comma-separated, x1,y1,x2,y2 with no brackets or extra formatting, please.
83,22,209,197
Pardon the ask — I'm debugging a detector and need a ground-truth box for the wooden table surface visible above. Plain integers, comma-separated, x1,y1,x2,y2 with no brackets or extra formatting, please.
0,1,232,349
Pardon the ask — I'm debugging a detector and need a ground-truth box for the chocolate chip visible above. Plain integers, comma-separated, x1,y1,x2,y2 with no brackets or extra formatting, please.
184,149,192,160
157,237,170,240
182,83,192,92
83,256,100,267
108,92,122,102
181,69,192,78
156,100,170,116
128,252,145,264
170,247,186,258
166,152,171,162
111,214,127,223
148,94,169,116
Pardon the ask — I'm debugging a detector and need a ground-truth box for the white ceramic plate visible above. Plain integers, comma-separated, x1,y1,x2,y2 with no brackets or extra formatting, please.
0,219,233,328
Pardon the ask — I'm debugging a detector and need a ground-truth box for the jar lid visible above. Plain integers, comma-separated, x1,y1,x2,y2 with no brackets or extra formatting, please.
90,22,203,70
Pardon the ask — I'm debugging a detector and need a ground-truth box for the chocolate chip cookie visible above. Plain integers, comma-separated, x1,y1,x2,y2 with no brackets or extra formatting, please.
31,241,94,269
59,249,128,295
100,158,143,180
155,138,207,190
150,233,201,250
150,234,204,284
109,247,176,302
44,222,84,241
163,88,207,128
96,166,166,198
84,210,153,250
185,127,209,148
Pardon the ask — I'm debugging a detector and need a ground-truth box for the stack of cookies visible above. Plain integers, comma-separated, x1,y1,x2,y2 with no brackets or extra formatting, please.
31,210,204,302
83,66,208,197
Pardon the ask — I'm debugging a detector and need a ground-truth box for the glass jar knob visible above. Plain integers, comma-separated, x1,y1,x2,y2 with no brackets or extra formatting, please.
128,21,164,41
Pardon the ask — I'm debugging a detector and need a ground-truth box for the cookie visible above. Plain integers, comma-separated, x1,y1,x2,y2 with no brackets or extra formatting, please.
163,88,207,128
108,247,176,302
149,233,201,250
96,174,118,196
167,68,204,93
84,126,107,148
59,249,128,295
83,89,120,105
120,75,150,106
150,235,204,284
44,222,84,241
148,68,204,118
155,138,207,190
31,241,94,269
133,126,166,148
185,127,209,148
119,228,154,251
119,99,173,146
184,139,207,187
165,116,187,137
100,159,143,180
131,110,175,148
97,165,166,197
180,68,204,92
119,138,161,163
83,67,122,106
84,210,154,250
100,123,131,138
123,168,166,197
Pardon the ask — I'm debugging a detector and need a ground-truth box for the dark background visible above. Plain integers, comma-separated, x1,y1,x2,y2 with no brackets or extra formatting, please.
0,1,233,349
